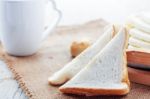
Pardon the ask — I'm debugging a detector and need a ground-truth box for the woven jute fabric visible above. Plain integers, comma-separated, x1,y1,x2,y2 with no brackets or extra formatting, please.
0,19,149,99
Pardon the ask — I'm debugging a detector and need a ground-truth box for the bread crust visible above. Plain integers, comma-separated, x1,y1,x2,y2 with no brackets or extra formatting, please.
59,28,130,96
60,86,129,96
127,50,150,68
121,28,130,91
128,67,150,86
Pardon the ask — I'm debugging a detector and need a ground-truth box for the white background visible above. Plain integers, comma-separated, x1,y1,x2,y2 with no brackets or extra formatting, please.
55,0,150,25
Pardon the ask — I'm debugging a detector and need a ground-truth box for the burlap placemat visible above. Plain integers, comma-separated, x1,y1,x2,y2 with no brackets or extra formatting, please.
0,19,149,99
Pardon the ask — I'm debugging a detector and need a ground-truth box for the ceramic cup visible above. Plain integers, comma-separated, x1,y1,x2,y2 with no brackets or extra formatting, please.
0,0,61,56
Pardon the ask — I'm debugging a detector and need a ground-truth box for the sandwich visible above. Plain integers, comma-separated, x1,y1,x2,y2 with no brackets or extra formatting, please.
48,25,115,85
59,27,130,96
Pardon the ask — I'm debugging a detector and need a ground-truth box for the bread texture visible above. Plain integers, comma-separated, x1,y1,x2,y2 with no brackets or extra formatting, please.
127,45,150,52
129,28,150,43
59,27,130,96
128,37,150,49
126,15,150,33
48,25,115,85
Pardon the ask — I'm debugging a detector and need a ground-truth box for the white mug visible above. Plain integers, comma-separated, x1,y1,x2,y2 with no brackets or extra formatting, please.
0,0,61,56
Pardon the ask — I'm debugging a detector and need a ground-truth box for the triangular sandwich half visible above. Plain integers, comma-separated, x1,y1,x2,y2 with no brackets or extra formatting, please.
59,27,130,96
48,25,115,85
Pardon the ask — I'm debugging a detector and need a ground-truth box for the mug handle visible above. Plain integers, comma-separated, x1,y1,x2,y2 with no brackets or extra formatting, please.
42,0,61,40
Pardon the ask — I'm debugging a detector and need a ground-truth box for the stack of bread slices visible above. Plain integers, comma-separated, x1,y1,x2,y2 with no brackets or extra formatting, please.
126,12,150,69
48,25,130,96
126,12,150,52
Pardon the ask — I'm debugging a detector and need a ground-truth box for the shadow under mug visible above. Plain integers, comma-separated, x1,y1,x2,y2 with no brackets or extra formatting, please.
0,0,61,56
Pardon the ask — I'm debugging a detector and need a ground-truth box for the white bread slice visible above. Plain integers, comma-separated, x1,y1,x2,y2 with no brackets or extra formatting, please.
128,37,150,49
126,15,150,34
128,45,150,52
59,27,130,96
129,28,150,43
48,25,115,85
